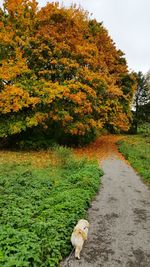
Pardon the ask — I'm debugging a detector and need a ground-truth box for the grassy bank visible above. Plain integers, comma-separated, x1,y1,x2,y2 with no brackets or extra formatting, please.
118,134,150,184
0,147,103,267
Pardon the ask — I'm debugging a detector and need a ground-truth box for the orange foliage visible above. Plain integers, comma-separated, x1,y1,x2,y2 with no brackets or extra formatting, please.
0,85,39,113
74,135,125,163
0,1,136,140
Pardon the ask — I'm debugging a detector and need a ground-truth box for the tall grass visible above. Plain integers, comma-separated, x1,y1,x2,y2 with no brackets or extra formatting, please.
118,131,150,183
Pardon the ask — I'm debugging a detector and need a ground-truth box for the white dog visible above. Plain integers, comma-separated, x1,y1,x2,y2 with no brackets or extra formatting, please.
71,219,89,259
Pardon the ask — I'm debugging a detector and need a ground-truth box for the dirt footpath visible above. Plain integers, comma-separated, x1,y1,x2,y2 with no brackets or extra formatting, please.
62,153,150,267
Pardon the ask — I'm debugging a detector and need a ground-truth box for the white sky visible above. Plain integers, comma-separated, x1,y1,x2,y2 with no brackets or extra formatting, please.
0,0,150,73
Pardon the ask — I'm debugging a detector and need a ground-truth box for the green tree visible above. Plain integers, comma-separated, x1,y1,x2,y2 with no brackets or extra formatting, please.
132,71,150,133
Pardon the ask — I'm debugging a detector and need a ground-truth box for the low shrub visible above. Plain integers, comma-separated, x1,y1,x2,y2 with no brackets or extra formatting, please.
138,123,150,136
0,147,103,266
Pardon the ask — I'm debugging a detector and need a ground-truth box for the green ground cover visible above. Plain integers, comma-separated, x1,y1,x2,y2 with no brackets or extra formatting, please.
0,147,103,267
118,126,150,183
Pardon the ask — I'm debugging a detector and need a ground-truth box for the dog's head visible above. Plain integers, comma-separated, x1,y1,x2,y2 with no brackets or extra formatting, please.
78,219,89,229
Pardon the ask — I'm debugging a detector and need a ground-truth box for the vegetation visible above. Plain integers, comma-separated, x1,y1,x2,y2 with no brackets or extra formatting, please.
0,147,103,267
138,122,150,135
118,124,150,183
0,0,136,145
1,1,149,266
131,71,150,134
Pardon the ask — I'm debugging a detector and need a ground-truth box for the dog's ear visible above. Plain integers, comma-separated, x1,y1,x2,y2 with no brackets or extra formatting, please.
86,221,90,228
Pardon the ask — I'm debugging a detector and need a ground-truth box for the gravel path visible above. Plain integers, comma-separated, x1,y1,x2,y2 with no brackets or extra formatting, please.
61,154,150,267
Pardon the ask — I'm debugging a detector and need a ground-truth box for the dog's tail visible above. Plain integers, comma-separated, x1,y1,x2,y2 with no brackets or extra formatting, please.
75,246,81,259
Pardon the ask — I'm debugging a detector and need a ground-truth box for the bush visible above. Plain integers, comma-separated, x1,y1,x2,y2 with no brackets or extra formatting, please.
0,147,103,266
0,128,57,150
138,123,150,136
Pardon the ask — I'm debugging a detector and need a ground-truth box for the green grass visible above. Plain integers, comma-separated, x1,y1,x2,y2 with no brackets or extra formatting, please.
138,123,150,136
117,134,150,183
0,147,103,267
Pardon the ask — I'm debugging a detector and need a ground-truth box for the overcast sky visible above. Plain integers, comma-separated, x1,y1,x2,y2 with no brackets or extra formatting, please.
0,0,150,73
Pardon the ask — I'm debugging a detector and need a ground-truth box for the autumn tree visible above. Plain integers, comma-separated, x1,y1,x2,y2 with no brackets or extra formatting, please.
0,1,136,145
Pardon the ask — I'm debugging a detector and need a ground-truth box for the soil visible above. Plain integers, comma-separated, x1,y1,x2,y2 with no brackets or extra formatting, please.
61,136,150,267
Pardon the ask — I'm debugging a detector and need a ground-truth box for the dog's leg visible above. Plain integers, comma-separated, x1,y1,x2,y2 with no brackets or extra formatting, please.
75,245,82,259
